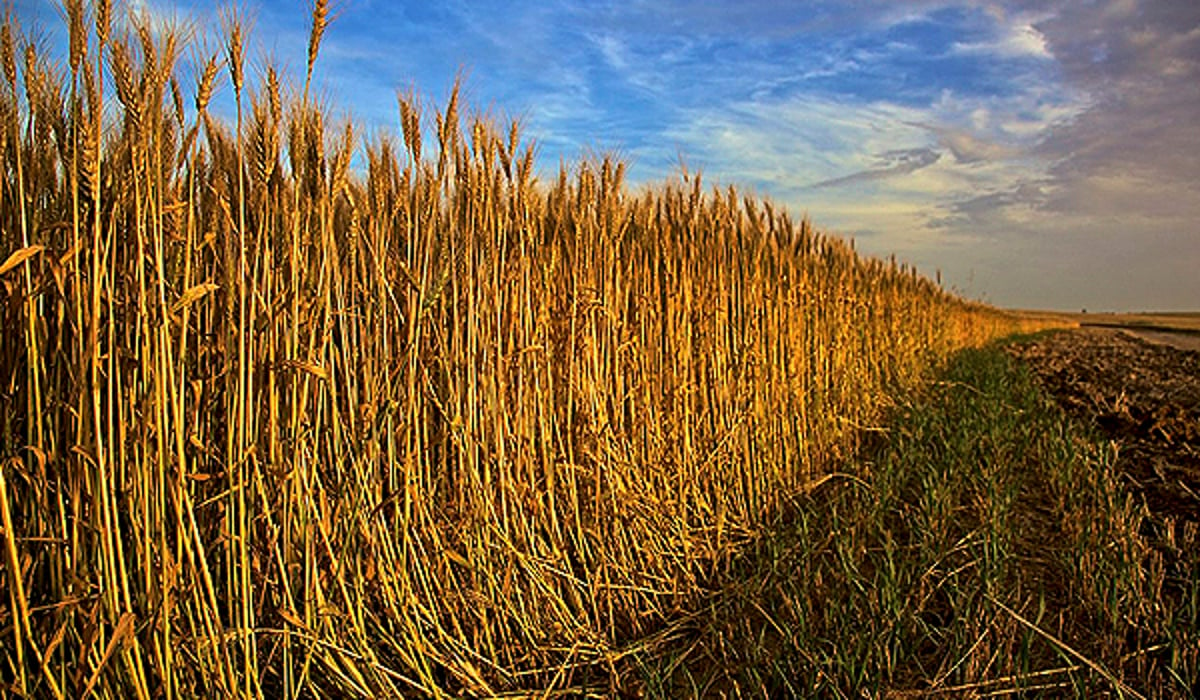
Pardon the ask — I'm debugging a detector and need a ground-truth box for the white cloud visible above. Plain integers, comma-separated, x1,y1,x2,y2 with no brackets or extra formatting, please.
952,19,1051,59
590,32,629,72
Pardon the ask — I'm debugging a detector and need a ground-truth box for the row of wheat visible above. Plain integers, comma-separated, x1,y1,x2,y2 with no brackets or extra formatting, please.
0,2,1043,697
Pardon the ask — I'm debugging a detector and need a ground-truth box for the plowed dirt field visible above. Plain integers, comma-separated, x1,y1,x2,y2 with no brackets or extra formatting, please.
1007,328,1200,525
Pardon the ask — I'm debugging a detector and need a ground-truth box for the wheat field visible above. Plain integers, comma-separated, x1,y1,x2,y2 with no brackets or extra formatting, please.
0,3,1052,697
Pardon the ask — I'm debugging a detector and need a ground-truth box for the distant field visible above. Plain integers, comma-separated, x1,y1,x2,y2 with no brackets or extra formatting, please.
1012,310,1200,335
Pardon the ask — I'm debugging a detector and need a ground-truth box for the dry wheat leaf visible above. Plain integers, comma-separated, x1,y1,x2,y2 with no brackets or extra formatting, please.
170,282,219,314
283,359,329,380
58,238,83,266
0,245,45,277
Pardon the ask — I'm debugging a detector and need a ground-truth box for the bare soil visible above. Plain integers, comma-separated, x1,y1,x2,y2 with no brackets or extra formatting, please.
1006,327,1200,525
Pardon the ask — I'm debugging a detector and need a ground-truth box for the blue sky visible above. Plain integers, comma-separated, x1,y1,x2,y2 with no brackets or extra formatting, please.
16,0,1200,310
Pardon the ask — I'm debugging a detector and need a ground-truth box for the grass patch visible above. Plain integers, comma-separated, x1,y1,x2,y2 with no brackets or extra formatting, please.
631,343,1198,698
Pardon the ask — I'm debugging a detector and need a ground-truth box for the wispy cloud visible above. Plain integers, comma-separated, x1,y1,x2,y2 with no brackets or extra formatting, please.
915,124,1018,164
808,148,942,188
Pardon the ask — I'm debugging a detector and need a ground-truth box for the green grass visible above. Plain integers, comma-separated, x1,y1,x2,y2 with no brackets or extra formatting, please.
629,341,1198,698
